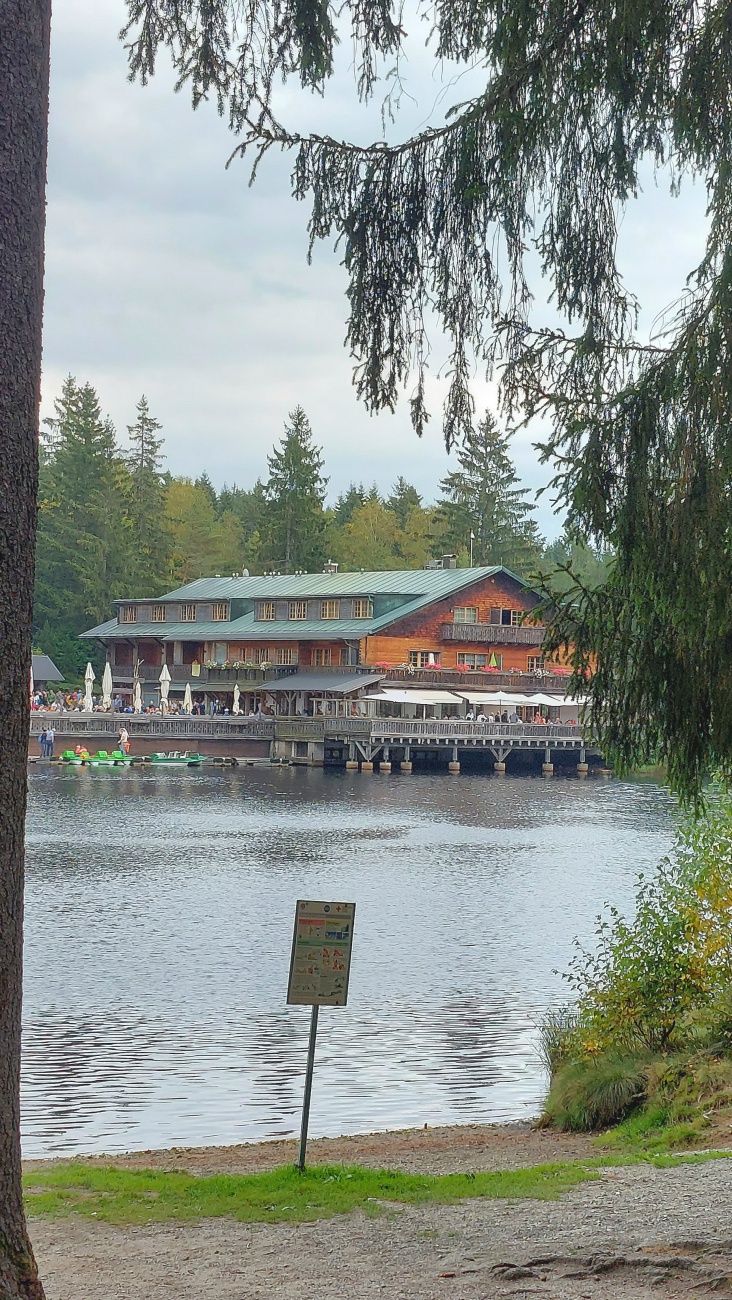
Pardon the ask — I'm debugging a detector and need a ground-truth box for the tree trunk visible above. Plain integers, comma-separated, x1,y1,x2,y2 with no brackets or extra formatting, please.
0,0,51,1295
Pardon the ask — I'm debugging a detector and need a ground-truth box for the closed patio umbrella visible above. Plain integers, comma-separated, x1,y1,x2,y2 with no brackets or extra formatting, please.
232,683,240,715
101,662,113,711
183,683,193,714
159,663,171,715
83,662,95,712
133,679,142,713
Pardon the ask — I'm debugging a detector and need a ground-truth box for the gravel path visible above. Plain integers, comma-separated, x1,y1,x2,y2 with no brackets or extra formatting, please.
28,1130,732,1299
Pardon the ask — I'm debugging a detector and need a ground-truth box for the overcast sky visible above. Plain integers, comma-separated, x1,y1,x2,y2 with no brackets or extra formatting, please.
43,1,708,536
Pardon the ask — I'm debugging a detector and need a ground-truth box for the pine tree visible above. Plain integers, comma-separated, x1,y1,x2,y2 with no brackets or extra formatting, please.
35,377,135,644
333,483,365,527
438,413,544,577
387,478,423,530
125,395,170,593
261,407,327,572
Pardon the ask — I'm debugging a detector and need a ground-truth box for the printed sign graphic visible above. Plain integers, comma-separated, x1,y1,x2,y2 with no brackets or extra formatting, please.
287,900,356,1006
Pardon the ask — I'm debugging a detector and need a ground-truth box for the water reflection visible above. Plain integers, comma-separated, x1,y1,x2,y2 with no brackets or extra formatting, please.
22,767,675,1156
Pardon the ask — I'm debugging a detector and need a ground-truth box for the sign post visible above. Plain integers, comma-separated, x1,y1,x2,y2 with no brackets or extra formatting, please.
287,899,356,1171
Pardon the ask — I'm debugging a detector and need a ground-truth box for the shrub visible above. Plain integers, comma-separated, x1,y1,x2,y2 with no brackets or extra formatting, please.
542,1054,648,1131
541,783,732,1134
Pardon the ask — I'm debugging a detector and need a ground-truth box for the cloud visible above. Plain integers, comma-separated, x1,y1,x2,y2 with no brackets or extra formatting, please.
43,1,708,537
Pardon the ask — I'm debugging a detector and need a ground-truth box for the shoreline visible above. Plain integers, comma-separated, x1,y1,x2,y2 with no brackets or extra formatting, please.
23,1121,600,1177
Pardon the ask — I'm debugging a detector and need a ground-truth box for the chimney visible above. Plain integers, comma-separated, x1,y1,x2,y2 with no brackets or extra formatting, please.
323,560,339,574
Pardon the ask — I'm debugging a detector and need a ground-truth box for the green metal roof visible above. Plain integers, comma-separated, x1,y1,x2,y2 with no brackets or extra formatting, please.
82,567,536,643
156,566,507,601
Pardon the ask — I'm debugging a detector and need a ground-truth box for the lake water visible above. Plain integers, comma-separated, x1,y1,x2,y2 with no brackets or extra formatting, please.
22,766,676,1158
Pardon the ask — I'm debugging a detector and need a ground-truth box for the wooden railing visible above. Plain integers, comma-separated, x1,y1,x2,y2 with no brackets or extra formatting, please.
29,715,275,740
441,623,545,645
369,720,584,740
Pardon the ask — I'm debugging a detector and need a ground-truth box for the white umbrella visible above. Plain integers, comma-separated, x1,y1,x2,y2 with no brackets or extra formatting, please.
159,663,171,714
133,680,142,713
83,662,95,711
101,662,113,710
29,661,34,703
232,683,240,715
183,682,193,714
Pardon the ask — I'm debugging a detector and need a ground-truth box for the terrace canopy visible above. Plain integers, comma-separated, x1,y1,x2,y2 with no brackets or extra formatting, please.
369,688,465,705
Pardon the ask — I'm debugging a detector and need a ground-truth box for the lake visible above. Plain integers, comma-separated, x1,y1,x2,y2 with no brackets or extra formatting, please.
22,766,675,1157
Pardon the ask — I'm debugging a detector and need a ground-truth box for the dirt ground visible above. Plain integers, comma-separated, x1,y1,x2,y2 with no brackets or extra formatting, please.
27,1124,732,1300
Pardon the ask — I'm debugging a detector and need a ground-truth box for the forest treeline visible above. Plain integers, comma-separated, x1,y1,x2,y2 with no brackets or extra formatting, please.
35,377,612,676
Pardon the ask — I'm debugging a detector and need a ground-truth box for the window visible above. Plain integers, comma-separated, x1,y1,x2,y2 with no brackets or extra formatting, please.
527,656,546,673
181,604,197,622
453,607,478,623
276,647,298,665
214,642,228,664
212,602,229,621
352,599,373,619
257,601,276,621
457,653,489,668
312,647,332,666
150,605,166,622
490,607,523,626
289,601,308,621
253,646,271,665
408,650,441,668
321,600,340,620
120,606,137,623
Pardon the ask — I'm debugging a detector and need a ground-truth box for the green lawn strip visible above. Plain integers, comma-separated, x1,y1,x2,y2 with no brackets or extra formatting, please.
24,1149,732,1227
23,1161,596,1225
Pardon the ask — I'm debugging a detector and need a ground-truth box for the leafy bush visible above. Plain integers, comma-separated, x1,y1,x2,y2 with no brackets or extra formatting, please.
541,783,732,1135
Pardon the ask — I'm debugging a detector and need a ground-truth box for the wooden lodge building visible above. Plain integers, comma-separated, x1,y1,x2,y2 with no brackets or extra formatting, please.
81,563,573,714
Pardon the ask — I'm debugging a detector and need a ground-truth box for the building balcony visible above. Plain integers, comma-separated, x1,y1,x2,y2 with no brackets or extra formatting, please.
111,664,299,688
379,665,574,692
441,622,545,645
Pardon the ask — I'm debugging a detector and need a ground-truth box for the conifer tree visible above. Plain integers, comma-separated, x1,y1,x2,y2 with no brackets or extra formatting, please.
261,407,327,572
35,377,135,640
125,395,170,593
438,413,543,577
387,478,423,530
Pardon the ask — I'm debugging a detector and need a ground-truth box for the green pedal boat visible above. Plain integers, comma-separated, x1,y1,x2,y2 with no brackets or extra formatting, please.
146,751,205,767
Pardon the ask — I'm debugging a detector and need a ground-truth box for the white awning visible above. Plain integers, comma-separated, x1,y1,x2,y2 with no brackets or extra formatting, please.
367,688,464,705
457,690,534,706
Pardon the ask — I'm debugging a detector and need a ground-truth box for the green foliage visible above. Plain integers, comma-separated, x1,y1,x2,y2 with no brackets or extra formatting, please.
35,376,137,646
438,412,544,577
542,1055,648,1132
260,406,328,572
24,1160,597,1226
542,783,732,1137
125,396,171,593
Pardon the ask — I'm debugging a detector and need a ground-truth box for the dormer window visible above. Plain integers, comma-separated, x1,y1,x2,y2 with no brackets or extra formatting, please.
257,601,276,621
212,602,229,621
120,606,137,623
289,601,308,620
181,604,197,622
321,600,340,620
151,605,167,622
352,598,373,619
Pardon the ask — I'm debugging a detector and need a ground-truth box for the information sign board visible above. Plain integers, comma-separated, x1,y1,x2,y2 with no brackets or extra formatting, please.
287,899,355,1006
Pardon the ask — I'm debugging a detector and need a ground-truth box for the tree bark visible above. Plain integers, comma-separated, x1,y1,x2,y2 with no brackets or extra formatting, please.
0,0,51,1295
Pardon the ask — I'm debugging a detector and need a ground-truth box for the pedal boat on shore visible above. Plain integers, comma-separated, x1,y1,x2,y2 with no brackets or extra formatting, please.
59,749,134,766
145,751,205,767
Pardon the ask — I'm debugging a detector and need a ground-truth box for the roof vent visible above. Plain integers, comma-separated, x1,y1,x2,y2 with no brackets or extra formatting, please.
424,555,458,570
323,560,339,574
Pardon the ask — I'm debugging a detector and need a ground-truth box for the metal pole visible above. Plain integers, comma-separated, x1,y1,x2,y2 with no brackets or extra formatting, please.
297,1004,319,1170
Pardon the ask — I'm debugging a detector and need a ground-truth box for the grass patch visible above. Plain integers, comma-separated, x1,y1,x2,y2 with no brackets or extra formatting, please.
24,1160,598,1226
